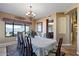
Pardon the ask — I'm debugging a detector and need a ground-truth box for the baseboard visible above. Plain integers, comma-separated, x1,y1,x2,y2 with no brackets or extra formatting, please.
62,44,71,46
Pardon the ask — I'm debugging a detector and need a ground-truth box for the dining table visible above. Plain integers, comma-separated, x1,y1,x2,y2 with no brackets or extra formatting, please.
31,36,57,56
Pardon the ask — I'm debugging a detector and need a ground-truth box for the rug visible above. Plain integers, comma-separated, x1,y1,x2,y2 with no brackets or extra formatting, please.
6,44,19,56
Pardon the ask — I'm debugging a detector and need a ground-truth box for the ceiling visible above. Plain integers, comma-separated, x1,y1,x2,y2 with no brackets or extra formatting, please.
0,3,76,19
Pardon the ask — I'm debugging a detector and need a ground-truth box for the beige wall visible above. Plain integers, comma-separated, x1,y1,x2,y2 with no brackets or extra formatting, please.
77,4,79,55
31,19,36,31
57,17,66,33
0,19,5,39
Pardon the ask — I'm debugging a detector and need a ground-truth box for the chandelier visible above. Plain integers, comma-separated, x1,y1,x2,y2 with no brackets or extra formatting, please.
26,5,36,20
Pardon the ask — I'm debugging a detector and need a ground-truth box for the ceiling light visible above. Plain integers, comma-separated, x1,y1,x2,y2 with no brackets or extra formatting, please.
26,5,36,20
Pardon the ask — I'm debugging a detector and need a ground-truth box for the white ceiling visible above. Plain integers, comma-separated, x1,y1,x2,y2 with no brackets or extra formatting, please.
0,3,76,19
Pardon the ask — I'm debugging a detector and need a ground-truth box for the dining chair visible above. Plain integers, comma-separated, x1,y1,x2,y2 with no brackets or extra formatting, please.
24,36,36,56
16,32,25,56
55,37,65,56
48,37,65,56
23,36,29,56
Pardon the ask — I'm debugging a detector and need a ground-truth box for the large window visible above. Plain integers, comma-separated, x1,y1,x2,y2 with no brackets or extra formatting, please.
5,23,30,37
37,22,43,32
26,26,30,32
14,25,25,36
5,23,13,36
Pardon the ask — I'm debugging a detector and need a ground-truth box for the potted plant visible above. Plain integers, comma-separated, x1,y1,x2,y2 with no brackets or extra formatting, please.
31,30,37,38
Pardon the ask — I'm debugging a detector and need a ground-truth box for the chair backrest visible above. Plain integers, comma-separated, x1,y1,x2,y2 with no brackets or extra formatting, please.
16,32,24,53
46,32,53,38
27,37,33,56
23,36,29,56
24,36,33,56
17,32,24,44
56,37,63,56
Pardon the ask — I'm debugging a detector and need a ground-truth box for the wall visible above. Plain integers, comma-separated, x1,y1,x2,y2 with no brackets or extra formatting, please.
0,19,5,39
76,4,79,55
31,19,36,31
58,17,66,33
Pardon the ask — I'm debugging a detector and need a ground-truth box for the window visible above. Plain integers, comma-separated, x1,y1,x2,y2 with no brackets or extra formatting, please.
37,22,43,32
26,26,30,32
5,23,13,36
5,23,30,37
14,25,25,36
48,25,53,32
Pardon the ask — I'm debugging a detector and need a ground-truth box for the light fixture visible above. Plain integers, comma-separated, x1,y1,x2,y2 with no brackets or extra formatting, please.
26,5,36,20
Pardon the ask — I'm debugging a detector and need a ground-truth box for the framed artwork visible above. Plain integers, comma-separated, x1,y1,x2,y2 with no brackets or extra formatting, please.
37,22,43,32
